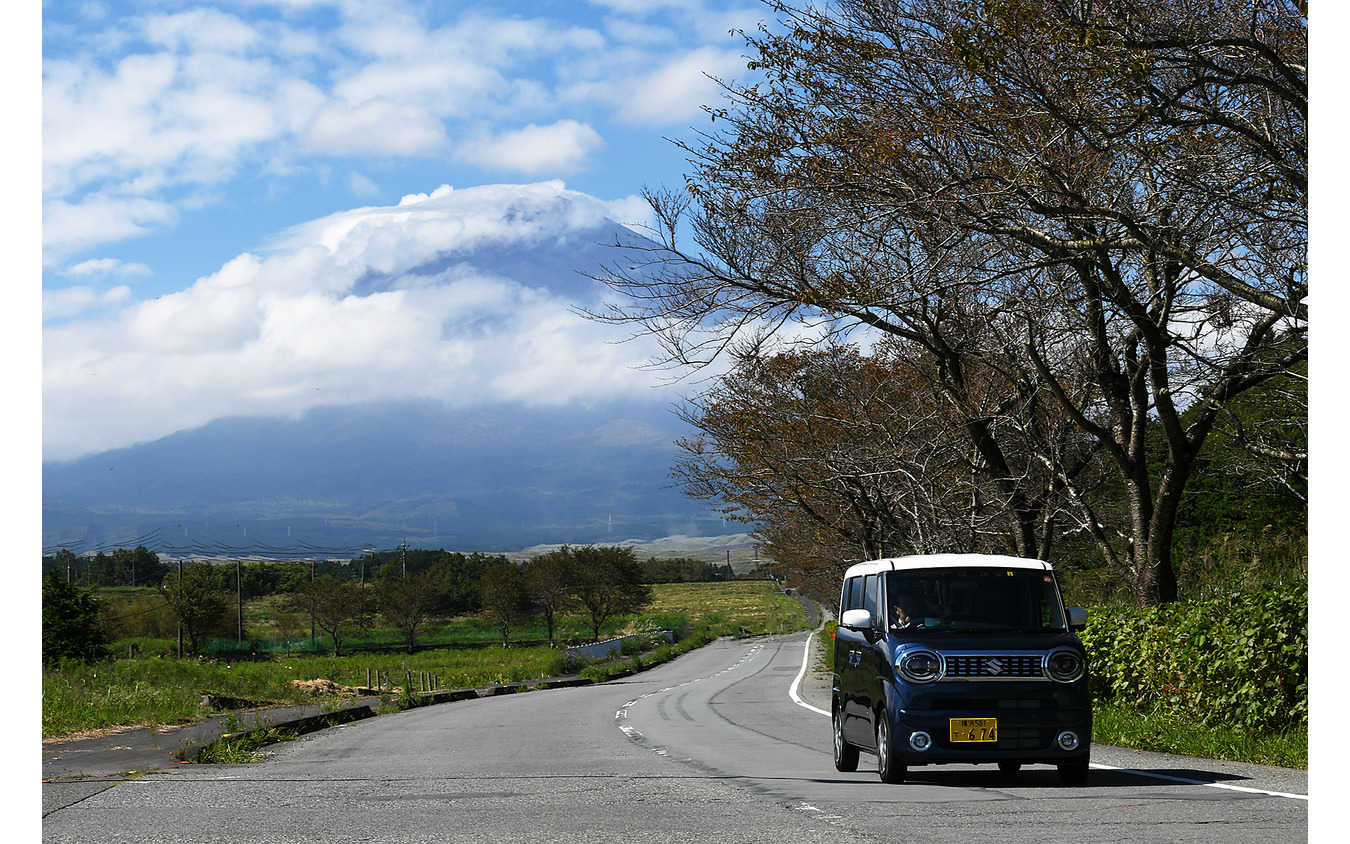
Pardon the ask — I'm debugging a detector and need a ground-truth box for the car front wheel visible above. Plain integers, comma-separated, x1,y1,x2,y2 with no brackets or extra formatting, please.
875,712,907,784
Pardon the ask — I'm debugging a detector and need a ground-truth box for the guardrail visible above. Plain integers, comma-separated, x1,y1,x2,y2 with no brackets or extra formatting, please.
563,631,673,662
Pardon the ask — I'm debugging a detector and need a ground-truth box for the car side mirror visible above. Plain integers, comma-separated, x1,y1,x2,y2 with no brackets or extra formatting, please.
840,608,873,630
1066,606,1088,631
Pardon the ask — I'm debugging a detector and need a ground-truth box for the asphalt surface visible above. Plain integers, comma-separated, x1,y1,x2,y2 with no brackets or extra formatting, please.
41,676,608,782
41,590,1308,834
42,589,825,782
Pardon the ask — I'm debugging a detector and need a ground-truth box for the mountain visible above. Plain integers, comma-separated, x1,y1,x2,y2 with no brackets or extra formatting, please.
41,184,736,558
41,399,726,555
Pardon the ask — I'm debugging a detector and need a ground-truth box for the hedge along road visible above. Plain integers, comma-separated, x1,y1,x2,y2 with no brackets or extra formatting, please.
41,634,1308,844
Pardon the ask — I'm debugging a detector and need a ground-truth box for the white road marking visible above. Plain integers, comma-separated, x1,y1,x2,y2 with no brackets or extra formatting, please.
788,634,828,716
1088,763,1308,801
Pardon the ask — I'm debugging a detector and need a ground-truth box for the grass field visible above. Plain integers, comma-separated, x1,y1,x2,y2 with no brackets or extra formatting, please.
45,581,810,739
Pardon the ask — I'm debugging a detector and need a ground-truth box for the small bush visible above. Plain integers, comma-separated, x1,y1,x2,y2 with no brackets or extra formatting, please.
579,663,613,683
550,651,589,676
1081,584,1307,733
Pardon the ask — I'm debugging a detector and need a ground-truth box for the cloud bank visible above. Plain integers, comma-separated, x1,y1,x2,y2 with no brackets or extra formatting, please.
42,181,666,463
42,0,761,268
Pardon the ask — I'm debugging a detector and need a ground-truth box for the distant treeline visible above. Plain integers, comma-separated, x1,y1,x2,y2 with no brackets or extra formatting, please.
41,546,739,594
43,543,751,660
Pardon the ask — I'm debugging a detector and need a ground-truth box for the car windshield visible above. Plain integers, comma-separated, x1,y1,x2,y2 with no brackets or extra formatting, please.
885,567,1067,632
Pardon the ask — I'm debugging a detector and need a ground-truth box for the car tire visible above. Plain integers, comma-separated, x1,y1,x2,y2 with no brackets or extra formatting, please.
833,704,860,772
875,712,907,784
1057,758,1090,785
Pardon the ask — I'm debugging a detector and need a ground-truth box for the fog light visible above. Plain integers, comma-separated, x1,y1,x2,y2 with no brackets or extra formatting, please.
1056,731,1080,751
909,731,932,752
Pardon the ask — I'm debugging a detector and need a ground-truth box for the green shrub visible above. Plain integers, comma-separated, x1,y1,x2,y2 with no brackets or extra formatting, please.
43,574,109,664
579,663,613,683
1081,584,1307,733
550,651,588,676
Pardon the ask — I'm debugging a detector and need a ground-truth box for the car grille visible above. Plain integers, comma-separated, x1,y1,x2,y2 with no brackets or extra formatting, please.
941,653,1044,680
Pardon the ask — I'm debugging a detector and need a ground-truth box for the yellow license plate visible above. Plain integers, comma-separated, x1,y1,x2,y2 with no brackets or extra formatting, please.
949,718,997,742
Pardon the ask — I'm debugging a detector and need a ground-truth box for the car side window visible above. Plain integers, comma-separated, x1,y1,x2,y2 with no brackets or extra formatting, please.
863,574,877,624
845,576,862,611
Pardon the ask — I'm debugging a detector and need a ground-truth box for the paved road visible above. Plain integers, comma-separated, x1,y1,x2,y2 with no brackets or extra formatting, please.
42,632,1309,843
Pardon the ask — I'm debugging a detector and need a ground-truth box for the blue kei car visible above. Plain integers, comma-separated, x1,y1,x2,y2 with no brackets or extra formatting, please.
832,554,1092,785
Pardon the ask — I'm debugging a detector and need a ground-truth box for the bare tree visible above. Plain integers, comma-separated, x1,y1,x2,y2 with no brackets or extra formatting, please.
590,0,1305,606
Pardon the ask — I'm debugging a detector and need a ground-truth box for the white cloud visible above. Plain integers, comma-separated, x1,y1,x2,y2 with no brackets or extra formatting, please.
331,56,497,113
558,44,746,128
42,182,665,462
41,11,323,262
42,284,133,321
142,8,261,53
63,258,152,279
43,196,178,263
585,0,701,15
458,120,604,175
614,46,746,125
601,194,656,229
348,170,381,196
302,98,449,156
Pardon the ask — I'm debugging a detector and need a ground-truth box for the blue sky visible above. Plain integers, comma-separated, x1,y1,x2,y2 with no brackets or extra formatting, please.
42,0,768,293
38,0,774,463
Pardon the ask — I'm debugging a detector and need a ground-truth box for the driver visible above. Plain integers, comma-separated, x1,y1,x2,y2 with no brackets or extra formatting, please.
891,592,923,628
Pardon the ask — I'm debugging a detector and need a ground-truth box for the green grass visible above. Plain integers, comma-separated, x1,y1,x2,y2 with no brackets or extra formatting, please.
196,727,296,764
45,581,806,739
1092,702,1307,769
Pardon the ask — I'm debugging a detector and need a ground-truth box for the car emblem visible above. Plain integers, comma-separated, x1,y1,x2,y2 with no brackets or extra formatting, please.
985,658,1004,675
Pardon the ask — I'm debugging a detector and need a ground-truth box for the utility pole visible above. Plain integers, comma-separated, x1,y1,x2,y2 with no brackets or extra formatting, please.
236,558,243,645
177,559,184,658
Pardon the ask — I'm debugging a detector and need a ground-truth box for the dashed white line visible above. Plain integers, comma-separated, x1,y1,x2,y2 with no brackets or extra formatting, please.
616,643,766,755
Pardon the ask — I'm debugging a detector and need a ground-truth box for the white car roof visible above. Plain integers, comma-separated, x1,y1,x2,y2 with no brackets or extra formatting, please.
843,554,1053,580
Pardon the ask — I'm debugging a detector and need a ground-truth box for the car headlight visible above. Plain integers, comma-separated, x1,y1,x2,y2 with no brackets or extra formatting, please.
896,649,943,684
1044,647,1085,683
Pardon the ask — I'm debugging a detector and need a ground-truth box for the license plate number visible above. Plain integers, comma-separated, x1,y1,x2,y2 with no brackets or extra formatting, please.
949,718,997,742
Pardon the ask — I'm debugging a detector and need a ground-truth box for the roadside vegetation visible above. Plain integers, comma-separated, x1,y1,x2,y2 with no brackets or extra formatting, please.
42,577,808,739
813,530,1308,772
